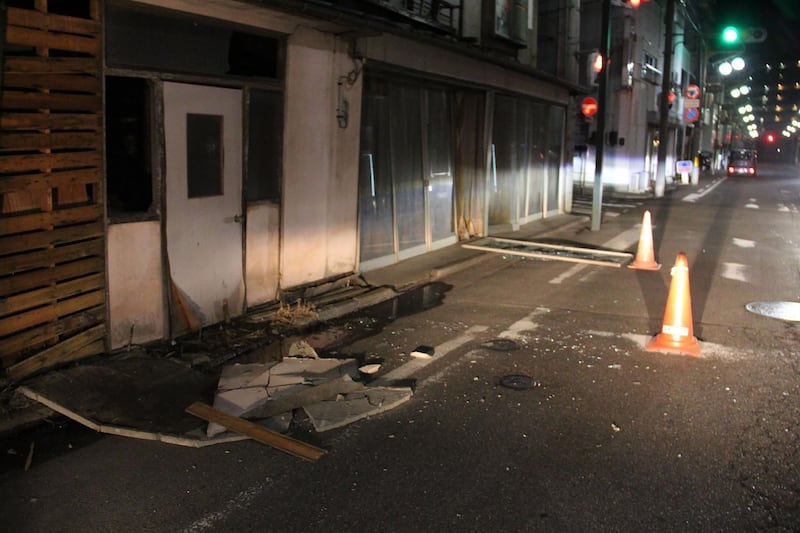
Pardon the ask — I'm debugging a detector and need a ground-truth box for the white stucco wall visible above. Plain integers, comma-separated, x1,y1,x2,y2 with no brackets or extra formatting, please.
281,27,359,289
107,221,165,349
245,203,280,307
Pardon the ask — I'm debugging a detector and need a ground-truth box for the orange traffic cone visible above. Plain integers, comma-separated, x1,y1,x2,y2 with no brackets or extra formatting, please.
628,210,661,270
646,252,700,356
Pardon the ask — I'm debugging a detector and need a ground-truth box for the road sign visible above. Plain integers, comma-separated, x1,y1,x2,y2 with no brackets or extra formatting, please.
581,96,598,117
685,84,701,99
684,107,700,123
676,160,693,173
684,98,700,108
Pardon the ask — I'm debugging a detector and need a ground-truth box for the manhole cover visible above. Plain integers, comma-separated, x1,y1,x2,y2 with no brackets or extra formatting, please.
745,301,800,322
481,339,520,351
499,374,538,390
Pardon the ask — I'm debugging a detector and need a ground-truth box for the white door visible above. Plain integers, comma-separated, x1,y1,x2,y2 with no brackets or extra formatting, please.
164,82,244,331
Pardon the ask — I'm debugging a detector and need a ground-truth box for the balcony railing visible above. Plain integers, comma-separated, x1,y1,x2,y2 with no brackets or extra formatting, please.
361,0,462,35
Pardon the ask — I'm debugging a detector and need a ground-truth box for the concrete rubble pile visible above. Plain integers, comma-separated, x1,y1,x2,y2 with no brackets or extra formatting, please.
207,340,413,435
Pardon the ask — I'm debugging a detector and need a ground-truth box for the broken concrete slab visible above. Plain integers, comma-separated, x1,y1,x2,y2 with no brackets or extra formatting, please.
268,357,359,387
207,357,360,436
242,374,365,420
207,386,271,437
216,362,277,391
303,386,413,432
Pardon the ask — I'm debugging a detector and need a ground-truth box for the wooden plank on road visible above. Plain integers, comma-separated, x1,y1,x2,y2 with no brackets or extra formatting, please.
186,402,327,462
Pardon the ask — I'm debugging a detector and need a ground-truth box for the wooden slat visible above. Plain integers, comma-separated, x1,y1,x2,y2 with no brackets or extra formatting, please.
0,273,104,317
0,288,105,337
0,131,100,151
7,7,100,38
0,150,100,174
0,203,102,238
4,56,98,74
186,402,328,462
0,220,103,256
2,91,101,112
3,72,101,94
0,305,104,360
0,112,101,131
6,26,100,55
0,256,103,297
2,238,104,275
0,168,100,195
7,325,106,381
0,204,103,235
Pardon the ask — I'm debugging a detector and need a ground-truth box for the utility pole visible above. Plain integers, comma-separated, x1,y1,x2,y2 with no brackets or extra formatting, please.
591,0,611,231
654,0,675,197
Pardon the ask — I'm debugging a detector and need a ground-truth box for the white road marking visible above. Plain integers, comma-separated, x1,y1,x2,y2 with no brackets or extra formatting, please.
498,307,550,340
732,237,755,248
549,263,587,285
549,227,641,285
682,177,726,202
745,203,759,209
183,481,268,532
374,325,489,383
721,262,749,282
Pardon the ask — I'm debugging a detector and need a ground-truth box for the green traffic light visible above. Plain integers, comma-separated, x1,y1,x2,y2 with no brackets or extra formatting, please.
722,26,739,43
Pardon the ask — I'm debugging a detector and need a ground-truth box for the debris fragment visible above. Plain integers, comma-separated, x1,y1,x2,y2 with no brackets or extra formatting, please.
242,374,365,420
358,363,382,375
288,340,319,359
410,345,435,359
480,339,520,351
303,386,413,432
24,442,34,472
499,374,539,390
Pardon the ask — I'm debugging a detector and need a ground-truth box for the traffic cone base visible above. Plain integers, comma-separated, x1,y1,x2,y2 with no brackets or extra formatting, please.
646,330,700,357
646,252,701,357
629,210,661,270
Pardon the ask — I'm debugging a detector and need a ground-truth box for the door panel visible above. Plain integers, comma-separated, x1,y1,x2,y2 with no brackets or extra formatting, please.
164,82,244,330
427,89,455,244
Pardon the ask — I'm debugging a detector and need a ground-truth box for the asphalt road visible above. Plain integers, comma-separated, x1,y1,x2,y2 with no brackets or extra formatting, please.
1,163,799,531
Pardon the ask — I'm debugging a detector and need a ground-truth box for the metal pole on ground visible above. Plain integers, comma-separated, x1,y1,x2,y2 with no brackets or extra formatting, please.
591,0,611,231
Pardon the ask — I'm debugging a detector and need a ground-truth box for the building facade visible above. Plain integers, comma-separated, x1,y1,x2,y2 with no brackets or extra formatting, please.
1,0,702,378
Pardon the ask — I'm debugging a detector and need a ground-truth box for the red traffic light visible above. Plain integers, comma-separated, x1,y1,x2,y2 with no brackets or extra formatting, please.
765,133,775,143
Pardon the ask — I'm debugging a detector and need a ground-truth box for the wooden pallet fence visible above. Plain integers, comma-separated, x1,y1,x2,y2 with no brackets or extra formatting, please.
1,1,105,380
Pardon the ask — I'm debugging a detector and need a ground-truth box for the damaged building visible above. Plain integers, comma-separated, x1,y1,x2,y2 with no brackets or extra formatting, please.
1,0,586,378
4,0,710,379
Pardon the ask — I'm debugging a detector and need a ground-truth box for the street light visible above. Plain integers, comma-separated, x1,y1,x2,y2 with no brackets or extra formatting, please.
718,57,745,76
